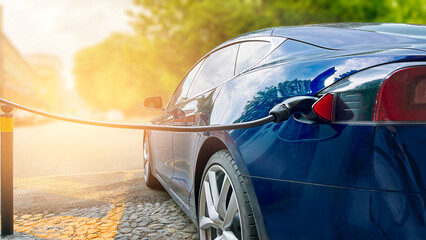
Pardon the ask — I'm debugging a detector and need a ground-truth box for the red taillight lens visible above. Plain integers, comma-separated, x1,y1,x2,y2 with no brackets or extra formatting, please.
374,66,426,122
312,93,334,121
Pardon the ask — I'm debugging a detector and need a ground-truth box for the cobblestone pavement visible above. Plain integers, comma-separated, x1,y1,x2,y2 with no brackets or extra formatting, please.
11,199,197,239
2,171,199,239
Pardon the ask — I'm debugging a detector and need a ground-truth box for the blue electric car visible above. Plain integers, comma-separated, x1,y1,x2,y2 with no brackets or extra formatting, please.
143,23,426,239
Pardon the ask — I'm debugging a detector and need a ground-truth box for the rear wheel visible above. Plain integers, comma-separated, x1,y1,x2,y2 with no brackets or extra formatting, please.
198,150,258,240
143,135,162,189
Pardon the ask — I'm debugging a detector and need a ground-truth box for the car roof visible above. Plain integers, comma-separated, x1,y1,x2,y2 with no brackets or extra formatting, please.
227,23,426,51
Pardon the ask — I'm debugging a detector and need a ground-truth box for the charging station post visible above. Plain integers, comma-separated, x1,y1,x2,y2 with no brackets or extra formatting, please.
1,104,14,236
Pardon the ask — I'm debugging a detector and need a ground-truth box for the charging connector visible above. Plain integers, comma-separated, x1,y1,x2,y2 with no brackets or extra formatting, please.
269,96,318,123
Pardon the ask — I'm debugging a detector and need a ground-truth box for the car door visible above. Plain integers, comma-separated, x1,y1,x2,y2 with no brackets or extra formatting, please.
149,113,174,185
149,59,204,186
171,44,239,205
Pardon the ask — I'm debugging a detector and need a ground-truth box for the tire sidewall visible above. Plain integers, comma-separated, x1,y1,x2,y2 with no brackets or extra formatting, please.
143,135,163,189
198,150,255,240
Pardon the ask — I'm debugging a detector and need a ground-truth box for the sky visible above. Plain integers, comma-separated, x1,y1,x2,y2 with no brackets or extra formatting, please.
0,0,136,88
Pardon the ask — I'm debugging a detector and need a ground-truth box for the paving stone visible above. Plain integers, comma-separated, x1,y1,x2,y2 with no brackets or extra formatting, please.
138,221,149,227
120,228,132,234
10,199,198,240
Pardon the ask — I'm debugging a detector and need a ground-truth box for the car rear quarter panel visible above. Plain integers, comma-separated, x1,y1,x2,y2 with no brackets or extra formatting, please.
248,124,426,239
211,58,426,238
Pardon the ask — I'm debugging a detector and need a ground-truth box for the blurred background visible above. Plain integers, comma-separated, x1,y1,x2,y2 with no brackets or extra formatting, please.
0,0,424,124
0,0,423,178
0,1,423,224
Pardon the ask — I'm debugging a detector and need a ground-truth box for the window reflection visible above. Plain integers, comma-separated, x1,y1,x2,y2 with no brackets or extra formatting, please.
235,41,270,74
255,39,327,70
168,59,204,107
188,44,238,97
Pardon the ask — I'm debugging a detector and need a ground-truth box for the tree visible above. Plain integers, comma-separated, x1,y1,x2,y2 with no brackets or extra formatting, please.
73,0,425,115
74,34,173,114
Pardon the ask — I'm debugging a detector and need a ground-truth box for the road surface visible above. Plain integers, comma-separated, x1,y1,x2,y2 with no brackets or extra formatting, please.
13,120,146,178
0,120,199,239
9,119,158,214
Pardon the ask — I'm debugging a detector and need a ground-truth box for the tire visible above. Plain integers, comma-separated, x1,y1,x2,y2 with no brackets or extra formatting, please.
198,150,258,240
143,135,163,190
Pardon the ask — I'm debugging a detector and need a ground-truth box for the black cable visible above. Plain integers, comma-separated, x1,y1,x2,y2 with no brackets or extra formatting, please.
0,98,275,132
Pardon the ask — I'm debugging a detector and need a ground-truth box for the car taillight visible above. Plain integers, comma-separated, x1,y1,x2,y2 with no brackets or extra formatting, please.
374,66,426,122
312,93,333,121
313,65,426,124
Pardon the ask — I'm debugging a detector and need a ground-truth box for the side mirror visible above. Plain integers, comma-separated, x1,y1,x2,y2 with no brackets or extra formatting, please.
143,96,163,110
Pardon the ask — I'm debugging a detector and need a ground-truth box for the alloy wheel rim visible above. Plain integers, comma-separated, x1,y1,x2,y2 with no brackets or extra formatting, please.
144,161,149,182
199,165,242,240
143,138,149,182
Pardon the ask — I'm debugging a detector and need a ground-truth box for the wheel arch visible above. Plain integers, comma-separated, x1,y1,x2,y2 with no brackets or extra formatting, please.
192,134,269,239
193,136,227,210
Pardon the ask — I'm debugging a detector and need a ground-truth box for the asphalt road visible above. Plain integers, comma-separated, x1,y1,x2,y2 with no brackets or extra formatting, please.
4,120,180,235
13,120,147,178
0,118,199,239
8,119,165,214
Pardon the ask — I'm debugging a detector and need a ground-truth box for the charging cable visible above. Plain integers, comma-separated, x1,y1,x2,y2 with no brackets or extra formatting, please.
0,96,317,132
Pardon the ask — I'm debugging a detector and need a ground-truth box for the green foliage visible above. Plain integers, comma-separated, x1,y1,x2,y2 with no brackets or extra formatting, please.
74,0,425,114
74,34,172,113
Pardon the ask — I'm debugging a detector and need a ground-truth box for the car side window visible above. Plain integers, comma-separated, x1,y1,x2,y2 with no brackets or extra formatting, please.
188,44,239,97
235,41,270,74
235,41,271,74
168,59,204,108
